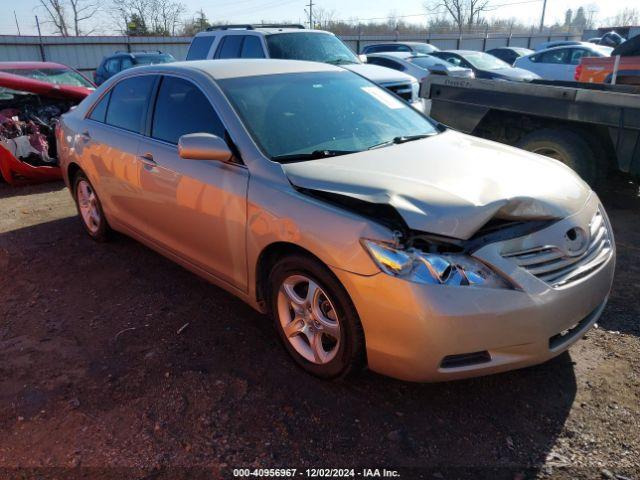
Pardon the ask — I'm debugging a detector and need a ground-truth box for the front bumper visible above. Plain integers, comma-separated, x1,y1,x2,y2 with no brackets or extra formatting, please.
331,196,615,382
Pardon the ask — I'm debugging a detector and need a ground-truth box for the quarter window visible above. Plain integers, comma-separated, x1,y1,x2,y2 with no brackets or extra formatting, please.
151,76,224,144
241,36,266,58
105,75,156,133
88,91,111,123
216,36,244,59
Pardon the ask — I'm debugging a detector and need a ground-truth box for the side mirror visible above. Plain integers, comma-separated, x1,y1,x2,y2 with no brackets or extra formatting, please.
358,54,368,63
428,64,448,75
178,133,233,162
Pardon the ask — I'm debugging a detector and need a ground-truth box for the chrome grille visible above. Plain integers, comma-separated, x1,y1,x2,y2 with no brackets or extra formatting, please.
383,82,413,102
503,209,613,287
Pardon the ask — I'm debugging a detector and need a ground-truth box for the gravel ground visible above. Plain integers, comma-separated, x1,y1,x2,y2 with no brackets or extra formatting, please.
0,177,638,480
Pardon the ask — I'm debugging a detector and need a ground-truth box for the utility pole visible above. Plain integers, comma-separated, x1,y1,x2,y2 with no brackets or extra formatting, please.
307,0,314,29
539,0,547,32
35,15,46,61
14,10,21,35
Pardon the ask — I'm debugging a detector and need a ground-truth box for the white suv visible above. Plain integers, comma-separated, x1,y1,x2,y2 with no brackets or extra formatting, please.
186,24,424,111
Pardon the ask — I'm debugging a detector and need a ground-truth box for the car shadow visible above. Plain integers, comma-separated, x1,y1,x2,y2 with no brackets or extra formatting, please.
595,175,640,337
0,216,578,478
0,179,66,200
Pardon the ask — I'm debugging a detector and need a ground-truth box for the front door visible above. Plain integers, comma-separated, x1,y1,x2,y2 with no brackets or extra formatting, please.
135,75,249,290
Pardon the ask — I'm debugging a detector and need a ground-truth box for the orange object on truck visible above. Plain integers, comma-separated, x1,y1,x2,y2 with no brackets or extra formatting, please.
575,55,640,85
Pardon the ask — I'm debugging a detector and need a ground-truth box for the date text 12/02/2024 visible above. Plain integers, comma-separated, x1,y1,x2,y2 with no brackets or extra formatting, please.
232,468,401,477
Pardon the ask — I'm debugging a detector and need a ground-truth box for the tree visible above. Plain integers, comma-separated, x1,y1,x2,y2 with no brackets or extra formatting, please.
181,9,210,35
564,9,573,27
111,0,185,36
39,0,70,36
572,6,587,30
39,0,99,35
608,7,639,26
424,0,491,34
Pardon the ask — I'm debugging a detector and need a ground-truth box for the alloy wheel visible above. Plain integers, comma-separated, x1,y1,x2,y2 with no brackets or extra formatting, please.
277,274,341,364
77,179,101,234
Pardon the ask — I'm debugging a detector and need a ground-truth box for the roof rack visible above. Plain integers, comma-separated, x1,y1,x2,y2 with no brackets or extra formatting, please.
206,24,254,31
206,23,305,31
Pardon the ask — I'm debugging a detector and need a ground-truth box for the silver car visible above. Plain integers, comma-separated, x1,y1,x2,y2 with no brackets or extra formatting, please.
56,59,615,382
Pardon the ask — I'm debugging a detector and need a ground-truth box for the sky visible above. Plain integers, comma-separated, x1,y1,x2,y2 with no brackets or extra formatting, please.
0,0,635,36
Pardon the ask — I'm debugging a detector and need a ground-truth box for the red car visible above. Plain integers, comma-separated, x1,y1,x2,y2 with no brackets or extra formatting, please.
0,62,94,186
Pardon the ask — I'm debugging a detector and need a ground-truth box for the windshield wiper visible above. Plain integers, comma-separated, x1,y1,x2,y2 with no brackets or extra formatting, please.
272,149,359,163
368,134,434,150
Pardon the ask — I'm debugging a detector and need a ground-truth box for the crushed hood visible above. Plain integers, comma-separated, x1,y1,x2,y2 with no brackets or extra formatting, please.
0,72,92,101
341,63,416,85
282,130,592,240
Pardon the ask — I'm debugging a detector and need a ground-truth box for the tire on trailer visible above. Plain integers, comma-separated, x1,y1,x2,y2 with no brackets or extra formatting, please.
516,128,598,185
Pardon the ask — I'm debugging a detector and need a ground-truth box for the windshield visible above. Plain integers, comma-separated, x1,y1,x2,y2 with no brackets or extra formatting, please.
133,54,174,66
1,67,93,87
409,56,452,69
219,71,437,162
461,52,511,70
266,33,360,65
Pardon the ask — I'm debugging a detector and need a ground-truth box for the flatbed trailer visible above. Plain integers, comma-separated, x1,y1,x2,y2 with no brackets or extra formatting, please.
421,76,640,184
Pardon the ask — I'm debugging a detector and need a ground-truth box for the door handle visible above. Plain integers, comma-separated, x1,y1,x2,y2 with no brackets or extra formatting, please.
137,153,156,166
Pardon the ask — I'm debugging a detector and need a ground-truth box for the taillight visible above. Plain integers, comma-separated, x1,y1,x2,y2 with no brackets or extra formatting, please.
574,64,582,81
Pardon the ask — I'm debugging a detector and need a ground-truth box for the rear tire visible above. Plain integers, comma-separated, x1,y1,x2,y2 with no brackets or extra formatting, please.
516,128,597,185
73,171,110,242
267,254,366,380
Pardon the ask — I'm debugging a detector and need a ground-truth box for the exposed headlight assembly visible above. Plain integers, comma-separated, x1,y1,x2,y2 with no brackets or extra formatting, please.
361,239,512,289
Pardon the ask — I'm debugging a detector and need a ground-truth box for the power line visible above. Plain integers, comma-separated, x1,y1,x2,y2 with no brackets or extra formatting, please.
322,0,543,24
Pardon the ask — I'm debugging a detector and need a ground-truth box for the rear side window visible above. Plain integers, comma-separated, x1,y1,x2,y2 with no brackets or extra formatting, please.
151,76,224,144
367,57,404,71
569,48,590,65
187,36,215,60
104,58,120,75
241,36,265,58
216,36,244,59
538,48,569,64
106,75,156,133
88,91,111,123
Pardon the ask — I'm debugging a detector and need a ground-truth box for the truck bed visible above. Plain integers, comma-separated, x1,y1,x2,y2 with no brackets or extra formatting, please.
421,76,640,176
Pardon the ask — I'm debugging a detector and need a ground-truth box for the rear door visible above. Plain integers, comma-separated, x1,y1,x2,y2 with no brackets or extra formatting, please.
81,74,158,230
135,75,249,288
536,48,570,80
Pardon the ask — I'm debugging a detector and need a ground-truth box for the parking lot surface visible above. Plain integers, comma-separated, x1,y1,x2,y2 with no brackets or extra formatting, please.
0,177,638,479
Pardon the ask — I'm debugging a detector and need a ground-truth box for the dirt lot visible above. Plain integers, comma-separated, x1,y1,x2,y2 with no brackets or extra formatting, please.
0,177,638,480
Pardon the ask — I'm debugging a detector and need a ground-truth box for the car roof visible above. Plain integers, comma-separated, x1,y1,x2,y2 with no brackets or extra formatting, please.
537,44,609,53
367,51,415,60
439,50,484,55
0,61,71,70
146,59,343,80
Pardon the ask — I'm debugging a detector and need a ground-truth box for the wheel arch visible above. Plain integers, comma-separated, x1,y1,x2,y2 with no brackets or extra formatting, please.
254,241,329,310
67,162,82,192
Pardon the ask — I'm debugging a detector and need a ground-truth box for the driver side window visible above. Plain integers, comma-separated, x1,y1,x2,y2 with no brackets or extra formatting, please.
151,76,225,145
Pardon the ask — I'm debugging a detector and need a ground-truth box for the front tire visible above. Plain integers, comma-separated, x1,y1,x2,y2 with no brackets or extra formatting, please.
268,254,365,379
73,171,110,242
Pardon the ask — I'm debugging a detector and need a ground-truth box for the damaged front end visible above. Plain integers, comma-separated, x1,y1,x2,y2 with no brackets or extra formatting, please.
0,72,91,186
296,186,558,289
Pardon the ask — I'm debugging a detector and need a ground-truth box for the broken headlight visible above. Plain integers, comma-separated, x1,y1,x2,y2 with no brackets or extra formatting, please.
361,239,512,289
